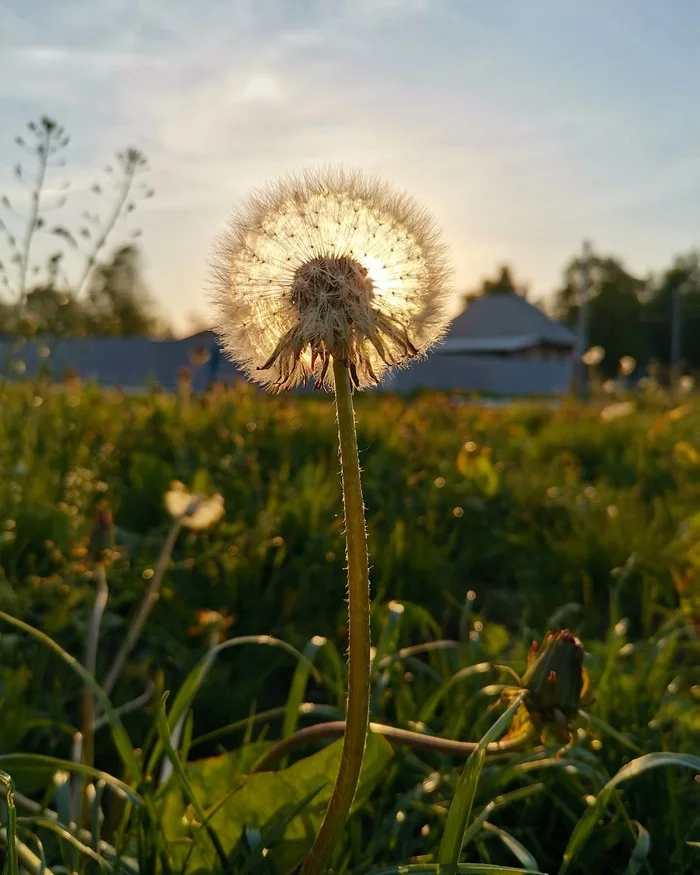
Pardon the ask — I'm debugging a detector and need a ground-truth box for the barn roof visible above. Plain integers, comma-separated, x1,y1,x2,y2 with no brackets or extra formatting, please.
445,292,575,348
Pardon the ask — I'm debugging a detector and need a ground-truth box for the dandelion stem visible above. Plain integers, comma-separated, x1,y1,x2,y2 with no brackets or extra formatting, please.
101,518,182,700
79,560,109,826
301,358,371,875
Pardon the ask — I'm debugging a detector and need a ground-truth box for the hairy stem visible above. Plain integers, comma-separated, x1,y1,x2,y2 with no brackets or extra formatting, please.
79,561,109,827
101,518,182,700
301,359,372,875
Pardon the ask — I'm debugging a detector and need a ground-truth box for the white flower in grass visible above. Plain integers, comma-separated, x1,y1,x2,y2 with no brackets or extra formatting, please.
582,345,605,367
210,167,453,391
165,481,225,531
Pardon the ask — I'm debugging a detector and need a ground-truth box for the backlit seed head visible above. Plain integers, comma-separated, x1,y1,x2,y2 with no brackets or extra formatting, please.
210,167,453,391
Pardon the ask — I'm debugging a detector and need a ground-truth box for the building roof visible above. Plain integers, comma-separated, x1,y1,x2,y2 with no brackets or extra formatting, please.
445,292,575,348
1,310,574,397
383,354,572,396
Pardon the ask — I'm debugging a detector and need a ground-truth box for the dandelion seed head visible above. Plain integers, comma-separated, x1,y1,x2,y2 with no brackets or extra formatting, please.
210,167,453,391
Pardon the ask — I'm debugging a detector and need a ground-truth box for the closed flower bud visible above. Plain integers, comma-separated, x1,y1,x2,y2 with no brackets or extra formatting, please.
522,629,585,740
87,502,114,562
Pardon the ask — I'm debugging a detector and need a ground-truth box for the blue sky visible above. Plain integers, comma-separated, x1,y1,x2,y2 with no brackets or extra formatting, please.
2,0,699,332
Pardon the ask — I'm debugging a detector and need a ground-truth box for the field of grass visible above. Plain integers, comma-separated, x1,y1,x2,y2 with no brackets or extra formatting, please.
0,378,698,874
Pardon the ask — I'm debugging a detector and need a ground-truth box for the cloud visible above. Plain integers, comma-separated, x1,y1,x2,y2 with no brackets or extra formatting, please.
2,0,700,333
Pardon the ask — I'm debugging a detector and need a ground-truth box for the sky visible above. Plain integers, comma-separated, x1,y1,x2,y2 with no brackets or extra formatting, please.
2,0,700,334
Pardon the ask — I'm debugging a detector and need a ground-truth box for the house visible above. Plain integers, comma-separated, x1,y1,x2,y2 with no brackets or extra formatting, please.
386,292,576,395
439,293,575,360
0,294,576,397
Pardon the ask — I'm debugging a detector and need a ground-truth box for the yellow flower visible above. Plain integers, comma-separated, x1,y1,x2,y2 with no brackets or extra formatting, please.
210,167,453,391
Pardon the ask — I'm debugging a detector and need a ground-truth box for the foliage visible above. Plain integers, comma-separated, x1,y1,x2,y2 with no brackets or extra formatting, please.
0,382,698,872
0,116,165,338
553,248,700,374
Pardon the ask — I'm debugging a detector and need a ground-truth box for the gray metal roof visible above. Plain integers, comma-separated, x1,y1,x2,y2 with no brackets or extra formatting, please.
1,325,572,397
447,293,575,346
383,353,572,396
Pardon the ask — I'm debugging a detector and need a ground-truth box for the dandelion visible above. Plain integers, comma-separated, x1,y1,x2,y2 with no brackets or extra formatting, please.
619,355,636,376
187,608,235,644
164,481,224,531
600,400,636,422
582,345,605,367
210,167,452,875
210,167,452,391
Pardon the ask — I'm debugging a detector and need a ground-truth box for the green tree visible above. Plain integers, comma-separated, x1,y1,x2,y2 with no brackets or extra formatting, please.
644,251,700,370
463,264,528,305
85,244,167,337
554,252,647,374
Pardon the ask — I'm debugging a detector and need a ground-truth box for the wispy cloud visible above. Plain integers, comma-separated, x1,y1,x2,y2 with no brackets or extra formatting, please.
1,0,699,331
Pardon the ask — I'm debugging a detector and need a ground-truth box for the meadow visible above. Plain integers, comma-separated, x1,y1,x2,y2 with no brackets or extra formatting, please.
0,377,698,874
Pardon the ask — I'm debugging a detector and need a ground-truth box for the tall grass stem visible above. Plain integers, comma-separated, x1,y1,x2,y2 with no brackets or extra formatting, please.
101,518,182,699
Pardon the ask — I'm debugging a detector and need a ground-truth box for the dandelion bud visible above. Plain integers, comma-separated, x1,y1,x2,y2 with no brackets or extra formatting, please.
87,502,114,562
522,629,585,740
210,167,453,391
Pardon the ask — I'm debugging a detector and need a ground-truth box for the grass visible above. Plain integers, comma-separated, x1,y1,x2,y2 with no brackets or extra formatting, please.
0,376,698,873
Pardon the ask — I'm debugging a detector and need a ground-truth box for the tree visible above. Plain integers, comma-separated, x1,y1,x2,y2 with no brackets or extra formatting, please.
463,264,528,306
643,251,700,371
554,252,647,374
85,244,167,337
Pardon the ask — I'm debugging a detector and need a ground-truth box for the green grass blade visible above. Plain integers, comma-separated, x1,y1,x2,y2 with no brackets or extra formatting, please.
0,613,142,784
146,635,316,779
437,692,525,866
482,822,540,871
371,601,406,674
0,770,20,875
623,821,651,875
462,785,546,849
418,663,493,725
559,752,700,874
0,829,55,875
281,636,327,741
238,784,323,875
0,756,144,809
17,818,110,870
154,695,228,870
189,704,342,750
